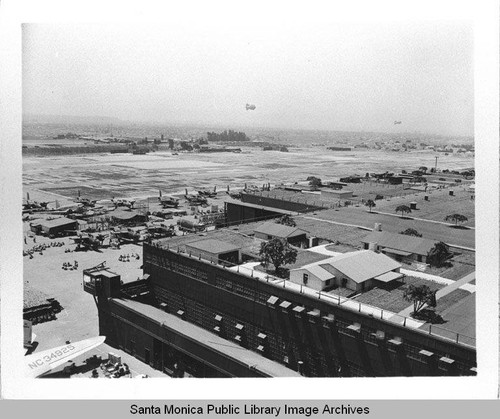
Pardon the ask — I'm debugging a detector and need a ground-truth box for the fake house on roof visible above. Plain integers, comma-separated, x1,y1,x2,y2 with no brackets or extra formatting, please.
253,222,308,247
360,231,438,263
289,250,404,293
185,239,241,265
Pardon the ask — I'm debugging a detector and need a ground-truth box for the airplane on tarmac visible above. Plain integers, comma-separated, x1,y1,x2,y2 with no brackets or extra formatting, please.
184,189,208,205
72,233,108,251
197,186,217,198
158,190,180,208
24,336,106,378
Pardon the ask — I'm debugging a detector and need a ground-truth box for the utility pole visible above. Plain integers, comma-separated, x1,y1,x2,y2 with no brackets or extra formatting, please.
434,156,438,172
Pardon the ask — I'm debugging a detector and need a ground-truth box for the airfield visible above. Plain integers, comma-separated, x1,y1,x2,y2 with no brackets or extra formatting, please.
23,147,473,201
21,145,476,377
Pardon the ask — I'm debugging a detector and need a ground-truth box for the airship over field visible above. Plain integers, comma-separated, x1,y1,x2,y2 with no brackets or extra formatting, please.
245,103,256,111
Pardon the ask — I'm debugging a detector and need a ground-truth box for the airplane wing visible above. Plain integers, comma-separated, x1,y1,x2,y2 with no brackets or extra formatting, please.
24,336,106,378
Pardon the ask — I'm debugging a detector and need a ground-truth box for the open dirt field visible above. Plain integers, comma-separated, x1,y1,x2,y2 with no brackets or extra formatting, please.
23,148,473,201
23,232,143,352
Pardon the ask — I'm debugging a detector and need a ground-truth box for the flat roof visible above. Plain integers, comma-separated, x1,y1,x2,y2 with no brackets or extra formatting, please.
111,298,301,377
39,217,77,229
419,292,475,343
186,239,240,255
225,199,298,216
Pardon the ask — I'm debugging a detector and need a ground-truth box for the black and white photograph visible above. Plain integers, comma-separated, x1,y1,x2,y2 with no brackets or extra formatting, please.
1,0,499,402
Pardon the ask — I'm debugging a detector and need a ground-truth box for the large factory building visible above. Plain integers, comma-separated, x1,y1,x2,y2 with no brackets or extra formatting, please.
84,228,476,378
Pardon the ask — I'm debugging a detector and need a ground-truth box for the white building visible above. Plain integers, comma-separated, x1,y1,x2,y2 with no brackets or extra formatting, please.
289,250,403,293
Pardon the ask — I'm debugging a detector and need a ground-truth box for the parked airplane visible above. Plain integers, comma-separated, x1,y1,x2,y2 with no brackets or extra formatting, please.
158,190,180,208
25,336,106,378
72,233,108,251
184,189,208,205
197,186,217,198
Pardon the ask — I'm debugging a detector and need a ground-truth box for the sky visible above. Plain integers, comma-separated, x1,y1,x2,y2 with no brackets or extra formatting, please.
23,21,474,136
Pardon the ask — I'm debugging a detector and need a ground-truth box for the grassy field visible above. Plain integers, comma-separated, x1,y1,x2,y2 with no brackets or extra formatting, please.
353,276,445,313
418,250,475,280
435,289,472,314
371,184,475,227
294,216,370,246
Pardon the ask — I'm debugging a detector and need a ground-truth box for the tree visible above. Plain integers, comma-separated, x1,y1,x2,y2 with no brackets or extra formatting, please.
444,213,468,226
307,176,322,190
259,238,298,277
399,228,422,237
395,205,412,217
365,199,376,213
403,284,437,314
179,141,193,151
275,215,296,227
419,166,428,173
427,241,453,267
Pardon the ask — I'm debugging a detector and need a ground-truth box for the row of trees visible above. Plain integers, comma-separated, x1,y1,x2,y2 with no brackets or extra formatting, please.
206,130,249,142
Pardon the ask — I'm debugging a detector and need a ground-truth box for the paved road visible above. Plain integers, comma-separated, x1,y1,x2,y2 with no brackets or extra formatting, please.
300,207,475,249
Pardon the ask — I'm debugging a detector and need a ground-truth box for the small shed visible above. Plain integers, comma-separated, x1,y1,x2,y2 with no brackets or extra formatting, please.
254,222,307,246
185,239,241,265
36,217,78,237
110,209,148,225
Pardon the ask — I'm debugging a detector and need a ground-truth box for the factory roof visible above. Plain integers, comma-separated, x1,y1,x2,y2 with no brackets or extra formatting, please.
361,231,437,256
186,239,241,255
224,199,298,216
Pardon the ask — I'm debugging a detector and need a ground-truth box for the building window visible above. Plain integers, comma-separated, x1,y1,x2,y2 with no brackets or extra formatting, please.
325,279,330,287
303,274,308,284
